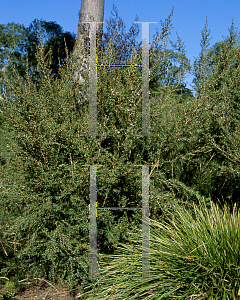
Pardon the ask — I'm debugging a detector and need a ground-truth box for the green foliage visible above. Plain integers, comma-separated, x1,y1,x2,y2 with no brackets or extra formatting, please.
80,198,240,299
99,6,192,100
195,30,240,211
0,29,145,290
99,4,142,65
0,280,15,299
23,18,76,80
147,8,192,97
192,17,212,97
0,19,75,99
0,22,29,96
192,18,240,98
0,7,239,298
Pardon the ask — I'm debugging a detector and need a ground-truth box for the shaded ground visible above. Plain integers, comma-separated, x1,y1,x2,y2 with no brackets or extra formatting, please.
3,279,85,300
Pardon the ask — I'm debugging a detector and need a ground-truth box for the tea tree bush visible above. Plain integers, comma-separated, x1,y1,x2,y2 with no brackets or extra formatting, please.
0,38,144,288
193,28,240,212
0,29,194,294
0,27,154,289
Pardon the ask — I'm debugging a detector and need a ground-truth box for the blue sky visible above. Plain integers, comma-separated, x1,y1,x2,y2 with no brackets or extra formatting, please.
1,0,240,92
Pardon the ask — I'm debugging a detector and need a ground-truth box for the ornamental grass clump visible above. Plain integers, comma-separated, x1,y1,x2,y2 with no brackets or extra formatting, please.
80,197,240,299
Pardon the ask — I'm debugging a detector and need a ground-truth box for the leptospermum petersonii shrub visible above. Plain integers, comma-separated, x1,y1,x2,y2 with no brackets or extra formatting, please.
0,40,183,292
0,12,195,290
0,31,151,289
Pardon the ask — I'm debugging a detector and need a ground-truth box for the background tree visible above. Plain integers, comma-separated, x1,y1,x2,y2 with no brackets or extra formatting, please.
88,6,193,101
24,19,76,81
0,19,76,99
0,22,29,96
191,17,212,98
192,18,239,98
72,3,193,105
190,24,240,212
0,20,76,193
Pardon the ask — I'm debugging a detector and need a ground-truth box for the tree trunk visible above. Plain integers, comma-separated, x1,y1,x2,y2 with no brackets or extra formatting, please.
73,0,105,104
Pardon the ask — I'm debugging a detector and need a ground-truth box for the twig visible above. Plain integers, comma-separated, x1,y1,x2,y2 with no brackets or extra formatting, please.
0,240,8,256
33,278,59,293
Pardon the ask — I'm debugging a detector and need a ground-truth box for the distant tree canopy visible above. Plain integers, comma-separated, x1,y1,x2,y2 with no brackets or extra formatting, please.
0,7,195,103
192,18,240,98
25,19,76,79
97,6,193,100
0,19,76,95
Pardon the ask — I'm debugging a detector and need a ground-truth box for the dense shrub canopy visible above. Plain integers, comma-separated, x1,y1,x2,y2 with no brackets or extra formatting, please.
0,7,239,294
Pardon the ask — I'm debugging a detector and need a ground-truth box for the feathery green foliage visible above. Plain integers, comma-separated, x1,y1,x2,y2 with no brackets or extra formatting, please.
0,6,239,298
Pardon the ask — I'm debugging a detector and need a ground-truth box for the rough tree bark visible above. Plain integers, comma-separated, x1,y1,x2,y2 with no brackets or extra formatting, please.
73,0,105,104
